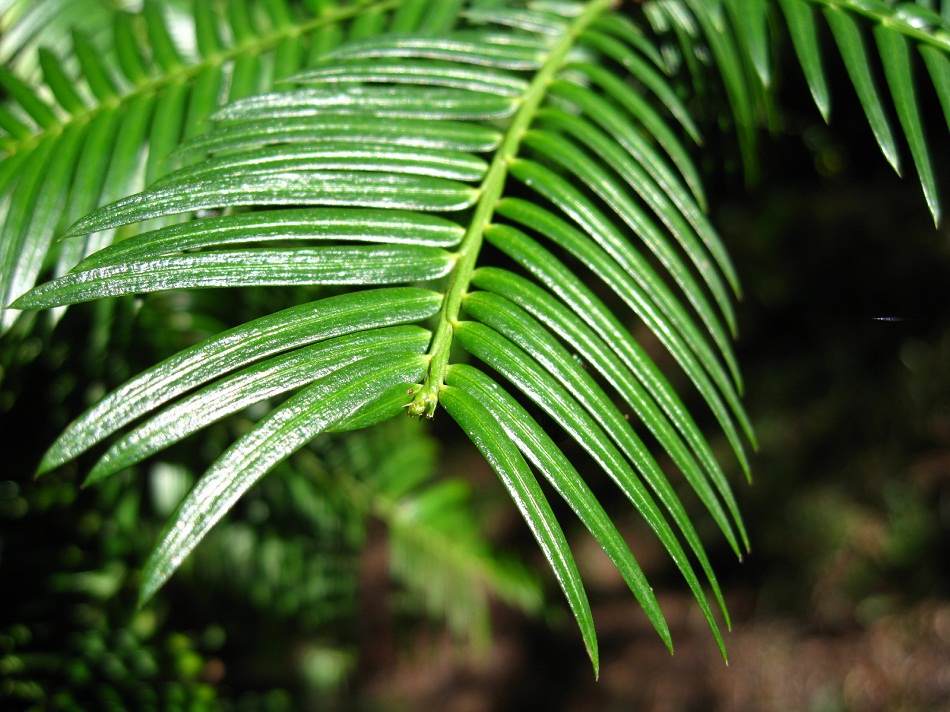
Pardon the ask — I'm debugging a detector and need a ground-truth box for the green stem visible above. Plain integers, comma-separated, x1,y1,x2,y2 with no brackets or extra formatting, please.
408,0,617,418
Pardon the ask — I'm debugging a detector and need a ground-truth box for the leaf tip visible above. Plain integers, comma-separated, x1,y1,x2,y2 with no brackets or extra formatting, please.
35,451,62,479
587,644,600,680
61,222,90,240
714,629,729,665
81,466,111,489
882,146,902,178
138,564,167,609
815,96,832,125
924,191,940,229
136,585,156,610
8,292,35,311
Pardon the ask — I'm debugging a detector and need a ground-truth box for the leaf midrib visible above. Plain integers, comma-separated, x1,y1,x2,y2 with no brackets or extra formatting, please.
2,0,403,158
408,0,617,417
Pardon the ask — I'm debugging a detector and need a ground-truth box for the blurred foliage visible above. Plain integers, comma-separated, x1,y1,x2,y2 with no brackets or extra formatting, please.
0,275,541,708
0,455,232,710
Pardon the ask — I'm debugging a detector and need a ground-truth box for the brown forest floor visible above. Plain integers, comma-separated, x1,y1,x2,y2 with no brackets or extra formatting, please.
361,590,950,712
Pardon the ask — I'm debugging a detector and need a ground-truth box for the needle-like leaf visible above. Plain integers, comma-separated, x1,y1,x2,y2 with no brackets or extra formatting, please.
440,379,598,672
461,289,744,558
778,0,831,121
453,320,729,659
140,352,429,605
87,327,432,484
824,5,901,173
874,24,939,223
14,246,455,307
445,364,672,651
35,288,442,473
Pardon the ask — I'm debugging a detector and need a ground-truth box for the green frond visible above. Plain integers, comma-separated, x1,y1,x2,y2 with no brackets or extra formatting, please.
444,363,670,651
12,0,764,670
0,0,429,331
5,0,950,682
1,0,123,72
461,288,746,558
661,0,950,222
83,326,434,485
138,351,429,604
484,210,753,454
34,287,443,474
440,379,599,672
795,0,950,221
452,314,731,656
175,424,522,636
673,0,761,178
